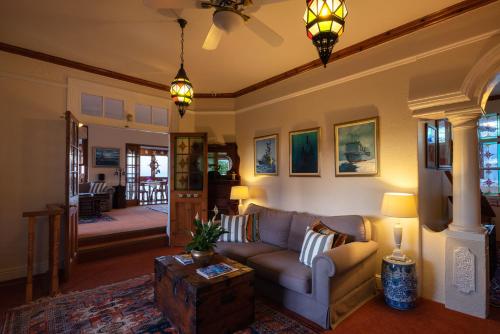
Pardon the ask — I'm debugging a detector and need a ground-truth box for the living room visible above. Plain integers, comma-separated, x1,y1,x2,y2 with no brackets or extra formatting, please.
1,0,500,333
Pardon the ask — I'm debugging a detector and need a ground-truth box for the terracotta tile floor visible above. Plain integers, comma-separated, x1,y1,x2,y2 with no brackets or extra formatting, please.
1,246,499,334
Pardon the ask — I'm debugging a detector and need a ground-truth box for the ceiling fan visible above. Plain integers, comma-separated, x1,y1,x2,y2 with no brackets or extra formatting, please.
144,0,286,50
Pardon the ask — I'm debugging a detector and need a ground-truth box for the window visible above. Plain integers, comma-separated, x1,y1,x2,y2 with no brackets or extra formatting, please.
135,104,168,126
81,93,124,120
479,113,500,195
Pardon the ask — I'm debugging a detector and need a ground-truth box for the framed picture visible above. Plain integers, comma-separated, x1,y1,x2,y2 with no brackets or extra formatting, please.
334,117,379,177
425,124,438,169
289,128,320,177
254,134,279,176
94,147,120,168
436,119,452,169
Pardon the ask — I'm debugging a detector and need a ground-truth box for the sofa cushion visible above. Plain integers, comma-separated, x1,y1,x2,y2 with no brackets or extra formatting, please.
288,212,369,251
299,227,335,267
215,241,282,264
245,204,293,248
248,250,312,294
219,214,248,243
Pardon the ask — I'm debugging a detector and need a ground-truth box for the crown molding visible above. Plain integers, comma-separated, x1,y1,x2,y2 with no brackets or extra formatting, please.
0,0,497,100
237,29,499,115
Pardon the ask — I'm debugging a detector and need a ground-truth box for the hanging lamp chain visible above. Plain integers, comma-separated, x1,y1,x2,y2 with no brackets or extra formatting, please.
180,24,184,65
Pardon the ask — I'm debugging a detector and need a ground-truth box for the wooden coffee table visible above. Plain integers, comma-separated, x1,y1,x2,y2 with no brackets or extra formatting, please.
154,254,255,334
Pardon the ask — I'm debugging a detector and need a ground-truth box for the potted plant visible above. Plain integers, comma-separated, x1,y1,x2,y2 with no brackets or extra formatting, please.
186,213,227,265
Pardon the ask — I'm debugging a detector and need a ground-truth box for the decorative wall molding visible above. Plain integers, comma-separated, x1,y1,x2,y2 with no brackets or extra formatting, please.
236,29,499,115
408,92,471,112
0,0,497,99
0,70,67,88
452,247,475,294
185,110,236,116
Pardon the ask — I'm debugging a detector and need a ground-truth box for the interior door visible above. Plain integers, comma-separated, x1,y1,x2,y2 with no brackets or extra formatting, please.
169,133,208,247
125,143,140,206
64,111,80,281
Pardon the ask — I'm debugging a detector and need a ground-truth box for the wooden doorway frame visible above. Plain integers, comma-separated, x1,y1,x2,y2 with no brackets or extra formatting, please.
64,111,80,281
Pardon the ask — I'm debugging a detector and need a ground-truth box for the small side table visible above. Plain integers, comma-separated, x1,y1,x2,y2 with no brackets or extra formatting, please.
113,185,127,209
382,256,417,310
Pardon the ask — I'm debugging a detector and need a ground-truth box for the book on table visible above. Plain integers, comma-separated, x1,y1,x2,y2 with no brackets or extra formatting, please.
173,254,194,265
196,263,238,279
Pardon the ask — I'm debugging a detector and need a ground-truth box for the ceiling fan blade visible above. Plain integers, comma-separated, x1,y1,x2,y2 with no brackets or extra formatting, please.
245,0,288,14
143,0,199,9
203,24,225,51
246,16,283,47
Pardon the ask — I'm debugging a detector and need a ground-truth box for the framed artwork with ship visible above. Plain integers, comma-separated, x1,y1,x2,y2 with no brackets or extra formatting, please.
254,134,279,176
334,117,379,177
289,128,320,177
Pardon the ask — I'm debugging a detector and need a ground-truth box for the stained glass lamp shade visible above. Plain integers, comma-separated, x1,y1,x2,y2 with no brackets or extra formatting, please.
304,0,348,67
170,65,193,118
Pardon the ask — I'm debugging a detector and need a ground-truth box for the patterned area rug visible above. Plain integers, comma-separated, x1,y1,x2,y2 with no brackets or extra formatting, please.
146,205,168,214
490,246,500,307
78,214,115,225
0,275,320,334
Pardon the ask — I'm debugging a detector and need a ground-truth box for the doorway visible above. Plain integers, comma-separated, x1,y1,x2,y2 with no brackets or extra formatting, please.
75,124,169,243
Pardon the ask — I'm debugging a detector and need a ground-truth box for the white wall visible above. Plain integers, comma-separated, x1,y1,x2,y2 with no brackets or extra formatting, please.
87,125,168,185
232,9,500,302
0,52,235,282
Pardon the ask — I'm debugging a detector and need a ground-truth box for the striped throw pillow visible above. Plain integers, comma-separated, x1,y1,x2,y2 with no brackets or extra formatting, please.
219,214,248,243
246,213,260,242
310,219,348,248
89,182,107,194
299,227,335,267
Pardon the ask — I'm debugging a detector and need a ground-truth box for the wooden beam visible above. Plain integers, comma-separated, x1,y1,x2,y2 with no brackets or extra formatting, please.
0,0,497,99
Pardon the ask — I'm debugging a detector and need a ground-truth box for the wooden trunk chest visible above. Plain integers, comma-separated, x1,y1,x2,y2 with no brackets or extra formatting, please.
154,254,255,334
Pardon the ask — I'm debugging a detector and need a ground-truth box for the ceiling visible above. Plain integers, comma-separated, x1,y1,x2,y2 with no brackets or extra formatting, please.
0,0,465,93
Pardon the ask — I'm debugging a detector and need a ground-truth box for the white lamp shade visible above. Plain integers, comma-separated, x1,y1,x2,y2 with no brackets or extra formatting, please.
230,186,249,200
381,192,417,218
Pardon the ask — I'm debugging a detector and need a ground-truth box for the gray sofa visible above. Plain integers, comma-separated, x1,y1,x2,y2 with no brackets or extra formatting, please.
216,203,378,329
79,182,115,212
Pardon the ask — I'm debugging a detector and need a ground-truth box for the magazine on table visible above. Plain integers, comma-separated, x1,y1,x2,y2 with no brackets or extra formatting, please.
196,263,238,279
173,254,194,265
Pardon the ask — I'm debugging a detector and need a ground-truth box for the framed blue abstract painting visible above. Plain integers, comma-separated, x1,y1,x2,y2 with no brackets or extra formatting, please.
254,134,279,176
334,117,379,176
289,128,320,177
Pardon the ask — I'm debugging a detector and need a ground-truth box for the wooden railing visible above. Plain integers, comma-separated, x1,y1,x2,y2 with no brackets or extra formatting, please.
22,204,64,302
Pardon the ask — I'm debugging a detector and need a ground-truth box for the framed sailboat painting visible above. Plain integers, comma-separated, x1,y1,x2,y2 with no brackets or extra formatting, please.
254,134,279,175
334,117,379,177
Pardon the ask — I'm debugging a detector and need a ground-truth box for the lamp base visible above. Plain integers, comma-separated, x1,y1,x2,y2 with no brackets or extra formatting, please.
389,249,407,262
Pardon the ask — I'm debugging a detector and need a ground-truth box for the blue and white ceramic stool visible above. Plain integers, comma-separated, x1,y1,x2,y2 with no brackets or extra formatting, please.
381,256,417,310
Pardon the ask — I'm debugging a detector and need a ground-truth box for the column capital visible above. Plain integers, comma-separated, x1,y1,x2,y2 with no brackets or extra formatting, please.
446,107,483,128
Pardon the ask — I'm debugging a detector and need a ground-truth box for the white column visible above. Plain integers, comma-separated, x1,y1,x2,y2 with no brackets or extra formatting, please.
444,108,488,319
447,111,484,234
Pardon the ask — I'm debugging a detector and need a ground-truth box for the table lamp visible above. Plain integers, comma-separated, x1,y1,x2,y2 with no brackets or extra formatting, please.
230,186,249,214
381,192,417,262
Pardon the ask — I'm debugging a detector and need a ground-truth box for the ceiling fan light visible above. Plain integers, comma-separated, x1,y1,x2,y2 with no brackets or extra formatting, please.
213,9,244,33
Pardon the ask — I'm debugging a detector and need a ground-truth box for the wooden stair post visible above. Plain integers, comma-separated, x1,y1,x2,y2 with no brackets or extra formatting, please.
22,205,64,303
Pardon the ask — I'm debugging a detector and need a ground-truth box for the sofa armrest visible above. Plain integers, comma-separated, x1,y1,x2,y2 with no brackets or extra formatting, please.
311,241,378,305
